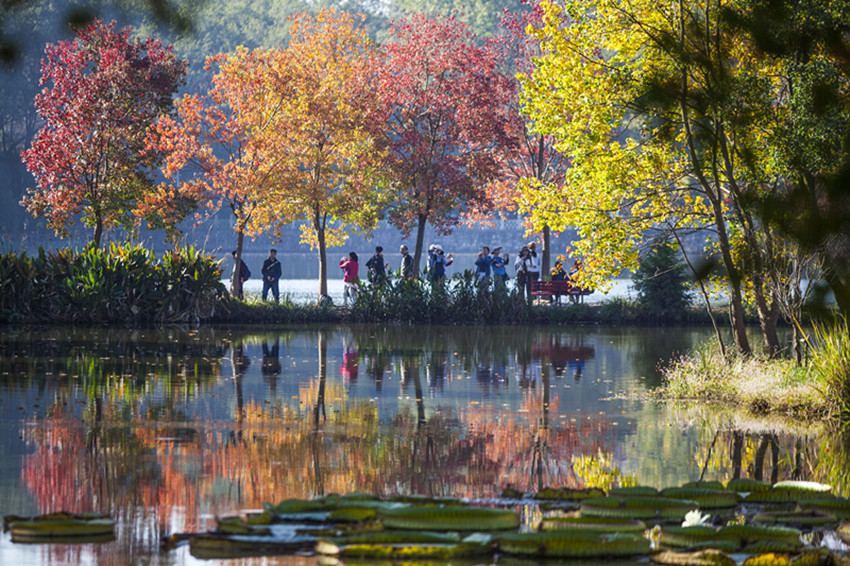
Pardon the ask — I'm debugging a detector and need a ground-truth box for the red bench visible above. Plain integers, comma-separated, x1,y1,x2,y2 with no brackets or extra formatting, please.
530,279,593,304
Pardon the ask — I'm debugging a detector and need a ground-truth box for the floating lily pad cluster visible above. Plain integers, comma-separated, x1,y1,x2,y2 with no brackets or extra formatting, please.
2,512,115,543
8,480,850,565
154,480,850,564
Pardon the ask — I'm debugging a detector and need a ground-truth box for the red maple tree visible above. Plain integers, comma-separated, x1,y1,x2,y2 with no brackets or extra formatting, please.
21,19,186,247
375,13,513,271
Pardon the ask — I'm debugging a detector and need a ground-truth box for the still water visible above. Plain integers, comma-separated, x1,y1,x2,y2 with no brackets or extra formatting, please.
0,324,845,565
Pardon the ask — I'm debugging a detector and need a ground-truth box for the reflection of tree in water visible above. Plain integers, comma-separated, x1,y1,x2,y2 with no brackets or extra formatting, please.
15,323,850,562
690,423,845,493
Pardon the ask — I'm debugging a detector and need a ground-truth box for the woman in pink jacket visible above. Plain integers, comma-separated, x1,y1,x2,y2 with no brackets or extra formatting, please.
339,251,360,306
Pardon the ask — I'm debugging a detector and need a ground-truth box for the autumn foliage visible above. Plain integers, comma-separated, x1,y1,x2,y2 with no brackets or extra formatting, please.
375,13,512,270
21,19,186,248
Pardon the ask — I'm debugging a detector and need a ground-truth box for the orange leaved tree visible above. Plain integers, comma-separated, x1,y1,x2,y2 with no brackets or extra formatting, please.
234,9,387,300
143,52,289,298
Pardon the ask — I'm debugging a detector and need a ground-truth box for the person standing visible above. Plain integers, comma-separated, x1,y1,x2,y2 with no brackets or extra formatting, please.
491,247,508,288
365,245,388,285
339,251,360,306
527,241,541,291
261,248,282,303
399,244,414,280
514,246,532,301
231,250,251,300
427,244,453,283
474,245,492,285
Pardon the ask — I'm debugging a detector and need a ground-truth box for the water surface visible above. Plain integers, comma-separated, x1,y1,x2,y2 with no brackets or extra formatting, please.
0,325,843,565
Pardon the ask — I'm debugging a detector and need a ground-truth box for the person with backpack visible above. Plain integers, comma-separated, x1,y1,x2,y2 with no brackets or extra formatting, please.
365,246,388,285
231,250,251,300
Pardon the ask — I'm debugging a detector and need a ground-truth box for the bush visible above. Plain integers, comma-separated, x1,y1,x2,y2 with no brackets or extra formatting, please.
632,243,692,321
811,317,850,419
348,271,529,324
0,244,227,324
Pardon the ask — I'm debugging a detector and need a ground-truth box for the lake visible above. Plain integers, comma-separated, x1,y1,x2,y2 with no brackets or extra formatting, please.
0,324,845,565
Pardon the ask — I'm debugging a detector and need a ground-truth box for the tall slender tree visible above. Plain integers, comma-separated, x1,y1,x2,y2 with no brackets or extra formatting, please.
482,2,571,275
375,13,511,271
257,8,387,299
21,19,186,248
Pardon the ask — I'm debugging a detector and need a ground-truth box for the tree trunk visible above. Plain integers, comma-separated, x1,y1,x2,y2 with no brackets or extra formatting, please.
317,224,328,300
677,0,750,356
230,230,244,298
412,213,428,275
753,285,781,357
93,215,103,249
542,225,551,277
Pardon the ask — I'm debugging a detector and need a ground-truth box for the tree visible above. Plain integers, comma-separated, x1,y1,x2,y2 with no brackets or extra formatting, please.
387,0,523,38
142,85,282,297
376,13,511,271
519,0,823,356
21,19,186,248
253,8,387,299
483,2,572,275
633,240,692,321
722,0,850,317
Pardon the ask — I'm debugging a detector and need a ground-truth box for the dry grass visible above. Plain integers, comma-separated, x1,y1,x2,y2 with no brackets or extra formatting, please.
657,341,827,421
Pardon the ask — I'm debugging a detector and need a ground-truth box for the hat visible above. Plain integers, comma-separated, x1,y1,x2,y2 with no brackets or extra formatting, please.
428,244,436,252
491,247,501,255
433,244,443,252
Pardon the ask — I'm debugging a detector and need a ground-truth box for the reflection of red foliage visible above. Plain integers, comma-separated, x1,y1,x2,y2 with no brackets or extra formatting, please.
22,417,93,513
341,348,359,382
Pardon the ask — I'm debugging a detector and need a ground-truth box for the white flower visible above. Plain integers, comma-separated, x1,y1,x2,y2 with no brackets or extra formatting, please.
681,509,711,527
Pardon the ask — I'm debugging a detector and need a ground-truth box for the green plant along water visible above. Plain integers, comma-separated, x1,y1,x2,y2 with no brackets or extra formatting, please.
0,325,846,566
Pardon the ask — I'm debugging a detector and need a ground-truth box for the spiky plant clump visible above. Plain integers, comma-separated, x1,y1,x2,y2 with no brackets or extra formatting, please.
810,317,850,419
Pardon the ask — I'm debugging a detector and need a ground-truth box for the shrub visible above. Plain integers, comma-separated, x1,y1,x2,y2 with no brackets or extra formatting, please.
0,244,226,324
811,317,850,419
348,271,529,324
632,242,692,321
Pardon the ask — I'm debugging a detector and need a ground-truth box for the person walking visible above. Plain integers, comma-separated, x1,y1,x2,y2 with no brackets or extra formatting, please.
339,251,360,306
365,246,388,285
231,250,251,300
261,248,282,303
399,244,414,280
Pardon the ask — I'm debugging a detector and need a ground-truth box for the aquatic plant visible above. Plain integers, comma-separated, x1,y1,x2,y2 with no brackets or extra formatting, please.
810,317,850,419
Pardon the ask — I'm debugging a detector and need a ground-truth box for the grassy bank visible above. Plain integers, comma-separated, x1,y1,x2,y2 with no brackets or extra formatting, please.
655,318,850,422
212,293,727,325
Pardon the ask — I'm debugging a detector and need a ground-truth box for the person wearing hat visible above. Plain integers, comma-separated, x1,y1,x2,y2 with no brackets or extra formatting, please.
427,244,453,283
491,247,508,288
